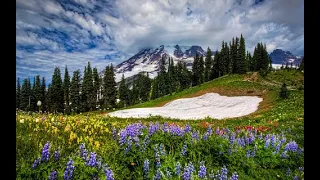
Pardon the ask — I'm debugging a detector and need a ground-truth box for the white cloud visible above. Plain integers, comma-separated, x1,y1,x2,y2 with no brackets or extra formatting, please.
16,0,304,83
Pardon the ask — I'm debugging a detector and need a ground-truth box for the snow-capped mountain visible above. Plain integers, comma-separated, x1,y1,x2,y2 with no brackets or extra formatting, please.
269,49,303,65
100,45,207,82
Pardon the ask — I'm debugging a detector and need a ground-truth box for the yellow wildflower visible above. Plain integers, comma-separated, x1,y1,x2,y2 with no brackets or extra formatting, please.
64,124,71,132
94,141,100,149
20,119,24,123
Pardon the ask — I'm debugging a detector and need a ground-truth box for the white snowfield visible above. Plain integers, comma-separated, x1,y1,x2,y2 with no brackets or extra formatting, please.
108,93,263,120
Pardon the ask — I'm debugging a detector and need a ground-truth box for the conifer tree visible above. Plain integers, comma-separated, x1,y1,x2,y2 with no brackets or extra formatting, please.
63,66,71,114
41,77,46,112
204,47,213,82
198,55,205,84
34,75,42,111
20,78,31,111
299,57,304,71
46,83,52,112
16,78,21,109
151,76,159,100
237,34,246,74
92,67,100,109
51,67,64,113
103,64,117,108
119,74,130,107
192,53,200,86
70,70,81,114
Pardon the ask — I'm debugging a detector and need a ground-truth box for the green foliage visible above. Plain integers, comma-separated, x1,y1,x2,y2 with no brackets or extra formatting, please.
51,67,64,113
103,64,117,109
280,83,288,99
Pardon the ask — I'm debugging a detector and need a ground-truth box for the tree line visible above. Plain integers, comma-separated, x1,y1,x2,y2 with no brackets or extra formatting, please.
16,34,274,114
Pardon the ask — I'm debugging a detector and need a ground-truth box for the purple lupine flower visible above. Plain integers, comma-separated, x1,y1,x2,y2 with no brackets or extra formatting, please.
112,127,117,140
119,122,145,145
230,172,239,180
188,162,195,173
41,142,50,162
237,138,245,148
229,133,236,144
141,135,150,152
182,166,191,180
281,151,288,158
265,139,270,149
220,166,228,180
159,143,166,156
64,159,75,180
265,134,270,141
86,152,97,167
215,127,219,135
271,135,276,148
184,124,191,133
54,148,60,161
149,122,160,136
153,169,161,180
32,157,41,169
249,133,255,144
192,131,200,141
225,128,230,134
104,165,115,180
228,148,232,154
246,150,251,158
281,136,286,144
165,168,172,178
209,170,215,179
298,148,303,155
203,133,208,140
133,136,140,148
251,149,256,157
259,133,263,139
245,137,250,145
169,125,185,137
162,122,170,133
275,143,281,153
144,159,149,178
80,143,88,160
181,143,187,156
198,161,206,178
175,162,181,176
96,158,102,169
294,176,299,180
284,141,298,152
207,126,213,136
286,168,291,177
124,137,133,153
299,167,304,172
155,151,161,168
48,171,57,180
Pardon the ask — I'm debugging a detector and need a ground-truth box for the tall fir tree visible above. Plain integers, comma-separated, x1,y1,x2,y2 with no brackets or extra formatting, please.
34,75,42,111
70,70,81,114
151,75,159,100
103,64,117,108
231,38,237,74
219,41,226,76
30,77,36,111
299,57,304,71
41,77,46,112
51,67,64,113
63,66,71,114
210,51,220,80
46,83,52,112
224,42,230,74
192,52,200,86
82,62,95,111
20,78,31,111
204,47,213,82
198,55,205,84
118,74,130,107
16,78,21,109
92,67,100,109
237,34,246,74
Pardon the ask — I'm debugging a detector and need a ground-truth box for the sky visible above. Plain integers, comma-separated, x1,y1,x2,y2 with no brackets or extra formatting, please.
16,0,304,84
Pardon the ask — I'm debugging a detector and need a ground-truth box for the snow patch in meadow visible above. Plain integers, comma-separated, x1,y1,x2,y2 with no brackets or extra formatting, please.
108,93,263,120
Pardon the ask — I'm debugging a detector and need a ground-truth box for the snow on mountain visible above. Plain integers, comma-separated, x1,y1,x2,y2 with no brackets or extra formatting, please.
269,49,303,65
100,45,207,82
